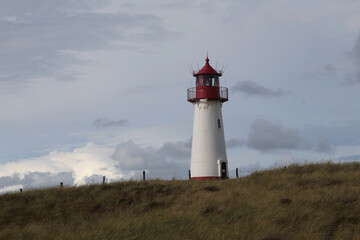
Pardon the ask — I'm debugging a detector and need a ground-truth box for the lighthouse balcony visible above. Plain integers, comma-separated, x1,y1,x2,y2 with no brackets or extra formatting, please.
187,86,228,102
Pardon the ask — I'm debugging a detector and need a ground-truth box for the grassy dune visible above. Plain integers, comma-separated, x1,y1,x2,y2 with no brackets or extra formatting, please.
1,162,360,239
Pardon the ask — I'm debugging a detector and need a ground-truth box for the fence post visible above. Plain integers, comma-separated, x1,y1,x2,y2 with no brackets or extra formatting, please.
236,168,239,178
103,176,106,184
188,170,191,180
60,182,63,188
143,171,146,181
20,188,22,192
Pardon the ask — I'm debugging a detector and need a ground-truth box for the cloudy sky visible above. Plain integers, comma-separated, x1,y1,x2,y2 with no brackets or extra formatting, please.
1,0,360,191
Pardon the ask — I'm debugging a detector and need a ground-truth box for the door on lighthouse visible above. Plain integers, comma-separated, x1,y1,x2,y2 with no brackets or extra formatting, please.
221,162,227,179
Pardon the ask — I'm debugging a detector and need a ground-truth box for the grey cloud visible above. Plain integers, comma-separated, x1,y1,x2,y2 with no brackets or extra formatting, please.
157,1,193,8
226,138,245,148
0,173,22,189
22,171,74,188
232,81,285,97
0,0,177,90
316,137,335,154
306,64,337,77
158,139,192,159
112,139,191,171
346,32,360,84
94,118,129,128
0,171,74,190
323,64,337,75
83,174,105,184
247,119,311,152
353,32,360,71
245,119,338,154
0,0,111,16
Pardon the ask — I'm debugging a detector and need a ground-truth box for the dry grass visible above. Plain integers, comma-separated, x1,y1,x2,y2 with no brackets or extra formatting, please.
1,162,360,239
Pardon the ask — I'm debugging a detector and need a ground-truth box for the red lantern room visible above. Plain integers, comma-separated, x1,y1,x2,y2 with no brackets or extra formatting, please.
187,57,228,102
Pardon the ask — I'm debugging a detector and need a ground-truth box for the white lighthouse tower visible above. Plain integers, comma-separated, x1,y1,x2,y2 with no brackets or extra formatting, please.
187,56,229,180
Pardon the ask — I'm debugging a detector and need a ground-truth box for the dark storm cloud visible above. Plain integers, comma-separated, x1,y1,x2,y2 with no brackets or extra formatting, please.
232,81,285,97
0,171,74,190
93,118,129,128
0,0,176,89
112,139,191,171
247,119,311,152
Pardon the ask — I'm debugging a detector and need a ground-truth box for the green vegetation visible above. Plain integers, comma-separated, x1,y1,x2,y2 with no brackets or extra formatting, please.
1,162,360,240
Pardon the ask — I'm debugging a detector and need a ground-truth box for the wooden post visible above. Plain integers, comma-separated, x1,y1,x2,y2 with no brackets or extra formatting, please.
103,176,106,184
188,170,191,180
60,182,63,188
20,188,22,192
236,168,239,178
143,171,146,181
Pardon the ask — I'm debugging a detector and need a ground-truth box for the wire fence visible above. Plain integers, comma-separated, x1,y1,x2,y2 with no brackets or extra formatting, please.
4,160,360,194
130,168,258,181
1,168,261,194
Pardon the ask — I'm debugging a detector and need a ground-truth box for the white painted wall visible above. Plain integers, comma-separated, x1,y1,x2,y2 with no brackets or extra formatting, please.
190,99,228,178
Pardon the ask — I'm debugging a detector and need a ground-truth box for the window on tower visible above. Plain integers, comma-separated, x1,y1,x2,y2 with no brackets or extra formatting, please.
217,119,221,128
196,75,218,87
212,76,219,86
196,76,204,87
204,77,211,86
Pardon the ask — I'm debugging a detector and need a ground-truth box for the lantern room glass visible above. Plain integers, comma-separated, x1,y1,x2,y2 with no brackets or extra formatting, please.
196,75,219,87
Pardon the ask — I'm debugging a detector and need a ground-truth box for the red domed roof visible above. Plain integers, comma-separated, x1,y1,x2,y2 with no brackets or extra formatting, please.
193,57,222,76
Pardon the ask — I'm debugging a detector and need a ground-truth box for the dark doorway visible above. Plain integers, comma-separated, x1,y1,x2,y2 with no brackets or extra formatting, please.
221,162,227,179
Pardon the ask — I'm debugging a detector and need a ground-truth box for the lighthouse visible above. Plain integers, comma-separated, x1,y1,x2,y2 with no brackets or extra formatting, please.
187,56,229,180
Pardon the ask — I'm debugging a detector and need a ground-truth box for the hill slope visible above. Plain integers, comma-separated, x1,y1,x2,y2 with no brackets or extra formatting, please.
1,162,360,240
